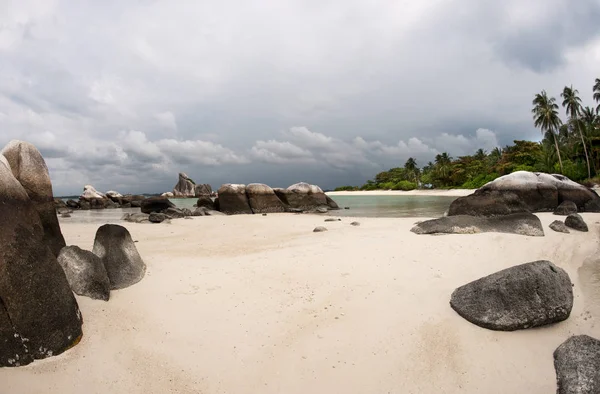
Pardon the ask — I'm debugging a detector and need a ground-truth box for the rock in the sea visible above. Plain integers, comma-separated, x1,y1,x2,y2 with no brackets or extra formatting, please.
57,246,110,301
140,196,176,214
549,220,570,234
313,226,328,232
565,213,588,232
0,158,82,367
554,335,600,394
1,140,67,257
448,171,600,216
80,184,106,200
283,182,328,211
246,183,287,213
196,195,215,210
149,212,168,223
450,260,573,331
122,213,150,223
554,200,578,216
411,213,544,236
217,184,253,215
66,199,80,209
326,195,340,210
105,190,123,200
92,224,146,290
161,192,174,198
172,172,196,197
195,183,212,197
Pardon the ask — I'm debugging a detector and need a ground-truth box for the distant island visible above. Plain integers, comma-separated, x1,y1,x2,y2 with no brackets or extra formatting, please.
336,80,600,192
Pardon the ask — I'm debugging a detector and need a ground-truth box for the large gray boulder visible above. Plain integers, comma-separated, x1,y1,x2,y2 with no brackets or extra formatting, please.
195,183,212,197
196,195,215,210
410,212,544,236
92,224,146,290
172,172,195,197
565,213,588,232
246,183,286,213
554,200,578,216
275,182,329,211
448,171,600,216
450,260,573,331
57,246,110,301
1,141,66,257
140,196,176,214
554,335,600,394
0,159,82,367
217,184,253,214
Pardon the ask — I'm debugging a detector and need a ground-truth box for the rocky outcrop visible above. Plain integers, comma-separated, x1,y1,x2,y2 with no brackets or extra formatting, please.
1,140,66,257
105,191,123,199
161,192,174,198
217,184,253,215
195,183,212,196
554,335,600,393
411,213,544,236
0,157,82,367
92,225,146,290
80,185,106,200
149,213,168,223
283,182,328,210
549,220,570,233
140,197,176,214
57,246,110,301
448,171,600,216
554,200,578,216
196,196,215,210
450,260,572,331
122,213,150,223
172,172,195,197
246,183,286,213
565,213,588,232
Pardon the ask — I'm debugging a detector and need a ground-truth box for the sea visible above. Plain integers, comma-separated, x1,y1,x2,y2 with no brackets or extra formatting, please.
59,195,458,224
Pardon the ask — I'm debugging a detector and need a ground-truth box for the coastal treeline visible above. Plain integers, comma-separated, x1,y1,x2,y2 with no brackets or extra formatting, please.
336,79,600,191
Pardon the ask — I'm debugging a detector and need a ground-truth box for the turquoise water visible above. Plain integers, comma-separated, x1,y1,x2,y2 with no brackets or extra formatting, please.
58,196,458,223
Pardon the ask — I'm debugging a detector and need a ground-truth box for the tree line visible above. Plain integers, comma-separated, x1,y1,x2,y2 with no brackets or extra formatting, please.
335,78,600,191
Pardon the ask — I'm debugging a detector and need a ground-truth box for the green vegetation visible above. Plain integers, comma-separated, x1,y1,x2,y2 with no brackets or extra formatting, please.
335,78,600,191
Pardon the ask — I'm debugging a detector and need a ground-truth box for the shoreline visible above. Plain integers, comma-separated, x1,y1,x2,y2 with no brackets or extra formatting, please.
2,213,599,393
326,189,474,197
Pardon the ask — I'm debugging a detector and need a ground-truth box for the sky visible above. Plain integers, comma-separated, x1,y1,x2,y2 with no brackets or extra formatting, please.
1,0,599,195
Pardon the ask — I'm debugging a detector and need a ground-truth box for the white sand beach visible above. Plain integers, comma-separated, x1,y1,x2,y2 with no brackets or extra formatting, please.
326,189,474,197
2,213,599,393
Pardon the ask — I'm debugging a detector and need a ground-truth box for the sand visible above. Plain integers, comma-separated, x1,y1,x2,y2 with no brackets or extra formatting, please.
326,189,474,197
2,212,600,393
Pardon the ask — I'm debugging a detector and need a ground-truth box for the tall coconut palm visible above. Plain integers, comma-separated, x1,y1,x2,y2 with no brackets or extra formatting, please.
532,90,563,172
594,78,600,113
561,85,590,178
404,157,418,182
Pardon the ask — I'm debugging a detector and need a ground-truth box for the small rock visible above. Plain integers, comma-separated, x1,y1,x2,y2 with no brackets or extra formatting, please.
57,207,73,215
549,220,570,234
554,200,578,216
350,221,360,226
324,218,341,222
313,226,328,232
262,213,267,216
344,207,350,209
149,213,168,223
565,213,588,232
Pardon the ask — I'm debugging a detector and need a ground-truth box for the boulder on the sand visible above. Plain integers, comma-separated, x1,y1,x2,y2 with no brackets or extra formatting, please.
161,192,174,198
57,207,72,215
554,200,578,216
549,220,570,234
140,196,176,214
313,226,328,232
164,207,186,219
80,184,106,200
66,199,80,209
565,213,588,232
57,246,110,301
0,159,82,367
448,171,600,216
411,212,544,236
149,212,168,223
1,140,66,257
217,184,253,215
195,183,212,197
196,195,215,210
450,260,573,331
326,195,340,210
554,335,600,394
246,183,286,213
192,207,207,216
79,200,91,210
172,172,196,197
92,224,146,290
283,182,328,211
122,213,150,223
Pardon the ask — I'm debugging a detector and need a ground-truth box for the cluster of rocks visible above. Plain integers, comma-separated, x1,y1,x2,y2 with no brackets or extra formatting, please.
163,172,214,198
54,186,147,212
0,140,82,367
57,225,146,301
412,171,597,236
450,260,599,392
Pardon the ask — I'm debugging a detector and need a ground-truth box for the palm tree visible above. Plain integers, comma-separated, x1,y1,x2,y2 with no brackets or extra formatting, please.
594,78,600,113
532,90,563,173
561,85,590,178
474,148,487,161
404,157,418,182
435,152,452,183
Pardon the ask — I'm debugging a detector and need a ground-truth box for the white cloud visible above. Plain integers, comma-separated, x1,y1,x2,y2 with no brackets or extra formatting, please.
154,111,178,132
